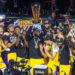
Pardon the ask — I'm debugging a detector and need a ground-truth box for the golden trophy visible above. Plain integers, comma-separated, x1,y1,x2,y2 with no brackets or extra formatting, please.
31,2,42,24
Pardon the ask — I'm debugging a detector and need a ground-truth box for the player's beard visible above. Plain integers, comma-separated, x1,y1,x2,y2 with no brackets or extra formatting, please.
46,27,50,31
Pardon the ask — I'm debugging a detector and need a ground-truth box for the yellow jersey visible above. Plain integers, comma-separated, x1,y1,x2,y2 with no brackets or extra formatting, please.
0,40,2,56
47,43,59,63
0,40,6,69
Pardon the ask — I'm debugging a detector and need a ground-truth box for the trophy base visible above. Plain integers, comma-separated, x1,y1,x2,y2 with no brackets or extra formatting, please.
33,19,40,23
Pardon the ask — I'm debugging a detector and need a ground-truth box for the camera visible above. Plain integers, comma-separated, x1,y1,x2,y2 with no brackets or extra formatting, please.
4,59,16,75
19,58,31,75
4,58,31,75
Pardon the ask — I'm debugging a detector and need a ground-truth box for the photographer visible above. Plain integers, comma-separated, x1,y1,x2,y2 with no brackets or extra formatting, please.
63,15,71,35
4,59,21,75
14,26,29,65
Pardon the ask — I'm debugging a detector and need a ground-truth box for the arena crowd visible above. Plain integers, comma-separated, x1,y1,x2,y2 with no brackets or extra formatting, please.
0,11,75,75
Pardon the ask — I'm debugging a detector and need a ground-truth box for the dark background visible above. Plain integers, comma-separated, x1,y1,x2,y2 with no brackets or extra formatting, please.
0,0,75,16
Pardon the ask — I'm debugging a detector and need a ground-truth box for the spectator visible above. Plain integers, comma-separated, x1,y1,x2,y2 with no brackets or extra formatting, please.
48,11,58,28
42,19,52,36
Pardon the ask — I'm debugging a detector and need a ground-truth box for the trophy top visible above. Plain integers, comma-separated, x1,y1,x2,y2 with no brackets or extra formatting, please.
32,2,40,7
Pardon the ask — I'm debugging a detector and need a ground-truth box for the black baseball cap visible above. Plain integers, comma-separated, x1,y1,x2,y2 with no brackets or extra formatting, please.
44,20,50,24
44,34,53,41
56,38,64,43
